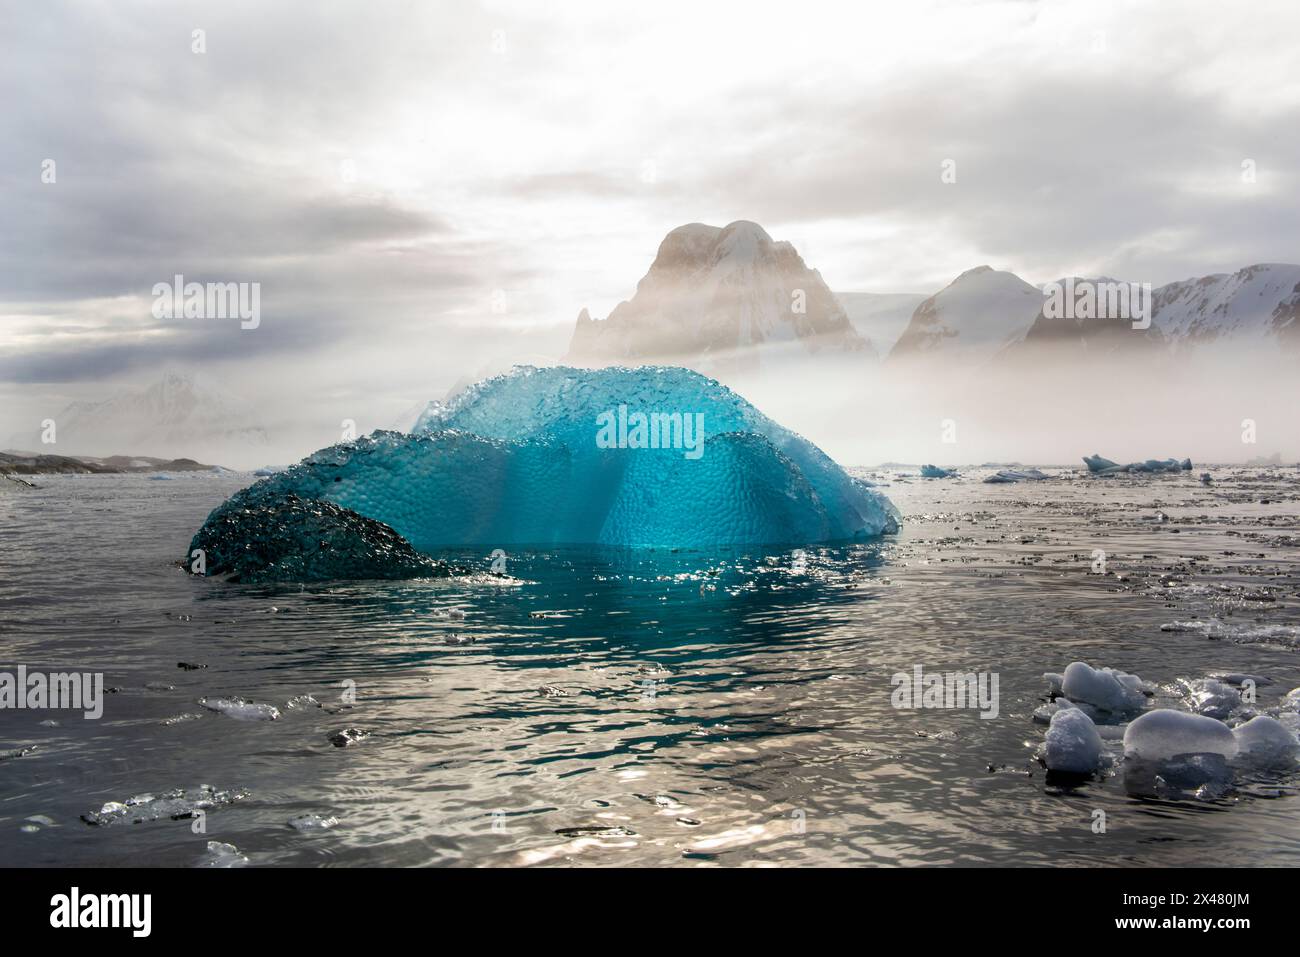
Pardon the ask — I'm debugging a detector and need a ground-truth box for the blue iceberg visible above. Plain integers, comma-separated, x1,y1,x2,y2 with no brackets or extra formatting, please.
188,366,899,580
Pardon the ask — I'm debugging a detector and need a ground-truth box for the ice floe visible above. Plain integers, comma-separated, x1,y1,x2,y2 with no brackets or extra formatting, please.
984,468,1050,483
201,841,249,867
1083,454,1192,475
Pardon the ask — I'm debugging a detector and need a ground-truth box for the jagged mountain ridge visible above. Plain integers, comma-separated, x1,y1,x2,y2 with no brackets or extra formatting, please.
890,262,1300,366
566,221,872,369
561,218,1299,371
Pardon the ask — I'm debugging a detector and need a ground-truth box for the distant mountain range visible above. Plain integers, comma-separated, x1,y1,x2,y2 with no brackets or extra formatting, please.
890,262,1300,366
7,372,270,461
562,221,1300,372
0,451,216,477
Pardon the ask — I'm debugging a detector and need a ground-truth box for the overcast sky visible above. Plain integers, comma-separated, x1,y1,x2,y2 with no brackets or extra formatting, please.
2,0,1297,436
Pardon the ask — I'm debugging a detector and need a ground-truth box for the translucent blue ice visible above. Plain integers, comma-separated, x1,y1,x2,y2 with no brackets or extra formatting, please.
193,366,898,564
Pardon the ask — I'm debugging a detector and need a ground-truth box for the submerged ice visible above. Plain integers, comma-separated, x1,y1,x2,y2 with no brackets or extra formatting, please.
189,367,899,579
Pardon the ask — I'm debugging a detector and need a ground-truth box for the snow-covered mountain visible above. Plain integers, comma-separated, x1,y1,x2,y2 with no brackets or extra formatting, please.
996,275,1166,363
566,221,872,371
16,372,270,462
1151,263,1300,349
887,266,1043,364
888,262,1300,369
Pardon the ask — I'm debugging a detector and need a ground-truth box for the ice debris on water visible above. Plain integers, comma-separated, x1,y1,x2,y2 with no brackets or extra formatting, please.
188,367,900,578
1179,678,1244,720
198,697,281,721
202,841,249,867
19,814,57,834
288,813,339,831
984,468,1049,483
1160,619,1300,649
82,785,249,826
328,728,369,747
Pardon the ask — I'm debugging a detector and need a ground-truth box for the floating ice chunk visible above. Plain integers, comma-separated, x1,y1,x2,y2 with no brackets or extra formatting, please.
288,813,340,831
202,841,249,867
1083,454,1191,475
1060,662,1148,713
1283,687,1300,711
984,468,1049,483
1232,715,1299,767
192,367,900,568
328,727,369,747
920,464,957,479
1044,708,1103,774
198,697,281,721
1122,709,1237,762
1043,672,1064,696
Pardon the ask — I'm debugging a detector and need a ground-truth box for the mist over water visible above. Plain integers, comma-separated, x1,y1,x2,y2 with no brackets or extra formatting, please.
717,344,1299,469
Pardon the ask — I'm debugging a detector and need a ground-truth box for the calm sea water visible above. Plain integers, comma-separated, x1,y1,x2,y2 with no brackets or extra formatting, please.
1,467,1298,867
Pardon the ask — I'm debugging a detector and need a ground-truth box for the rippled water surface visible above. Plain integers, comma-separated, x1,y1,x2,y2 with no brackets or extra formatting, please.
2,467,1299,866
